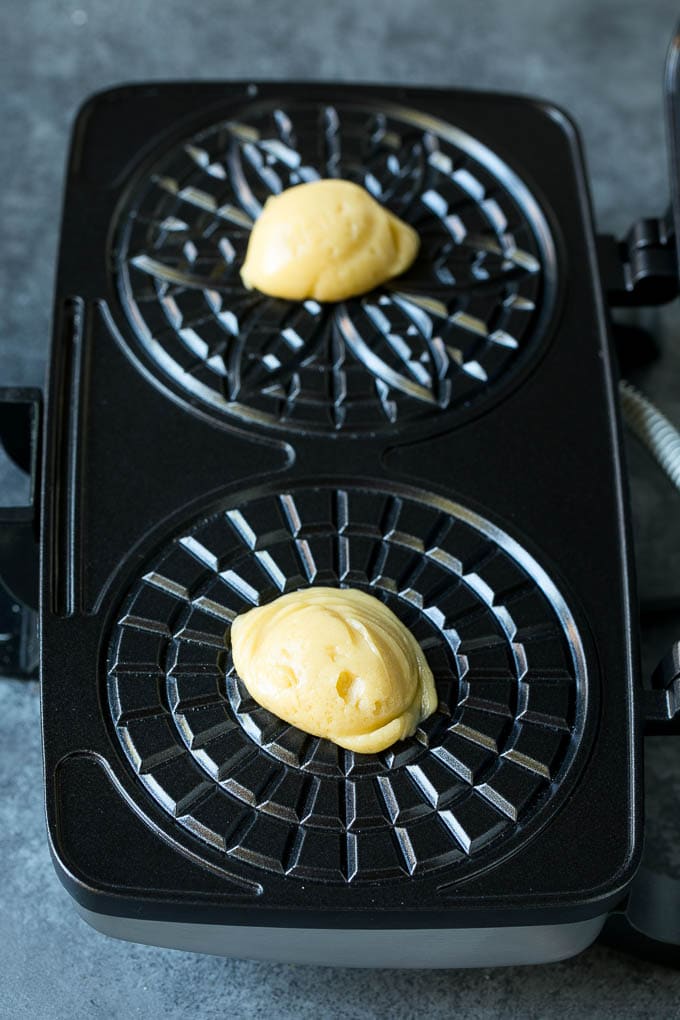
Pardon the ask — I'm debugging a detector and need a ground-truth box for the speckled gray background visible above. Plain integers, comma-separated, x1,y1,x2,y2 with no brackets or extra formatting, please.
2,1,680,1017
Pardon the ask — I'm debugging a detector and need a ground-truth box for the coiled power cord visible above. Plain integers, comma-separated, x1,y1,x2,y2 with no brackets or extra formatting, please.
620,380,680,494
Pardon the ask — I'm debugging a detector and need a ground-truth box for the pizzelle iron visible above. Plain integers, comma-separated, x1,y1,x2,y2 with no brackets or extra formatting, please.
2,28,680,970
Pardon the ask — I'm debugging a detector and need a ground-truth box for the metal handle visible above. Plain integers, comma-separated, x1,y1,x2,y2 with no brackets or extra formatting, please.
0,388,41,678
598,25,680,965
597,21,680,307
665,20,680,280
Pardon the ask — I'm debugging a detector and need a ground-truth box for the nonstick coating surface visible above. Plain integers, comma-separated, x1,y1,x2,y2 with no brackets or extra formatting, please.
43,82,638,923
115,99,556,435
107,482,587,885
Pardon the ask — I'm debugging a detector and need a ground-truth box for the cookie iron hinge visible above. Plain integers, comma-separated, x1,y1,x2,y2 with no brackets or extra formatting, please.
598,214,679,307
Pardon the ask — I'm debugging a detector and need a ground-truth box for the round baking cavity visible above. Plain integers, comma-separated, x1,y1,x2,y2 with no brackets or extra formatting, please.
115,99,557,434
107,482,587,884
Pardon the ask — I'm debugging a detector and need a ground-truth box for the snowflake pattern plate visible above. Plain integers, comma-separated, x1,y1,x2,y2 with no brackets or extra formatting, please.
107,483,587,884
115,99,557,434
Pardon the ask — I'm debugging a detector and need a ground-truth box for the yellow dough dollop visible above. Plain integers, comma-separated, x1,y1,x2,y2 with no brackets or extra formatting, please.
240,179,420,302
230,587,437,754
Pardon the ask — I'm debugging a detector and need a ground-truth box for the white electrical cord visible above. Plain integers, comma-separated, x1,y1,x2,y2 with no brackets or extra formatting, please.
619,379,680,493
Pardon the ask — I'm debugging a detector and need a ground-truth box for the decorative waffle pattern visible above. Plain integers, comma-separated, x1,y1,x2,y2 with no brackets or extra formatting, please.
115,100,556,433
107,484,586,884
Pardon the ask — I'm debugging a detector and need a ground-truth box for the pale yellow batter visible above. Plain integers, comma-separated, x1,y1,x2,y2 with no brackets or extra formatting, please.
230,587,437,754
240,179,420,302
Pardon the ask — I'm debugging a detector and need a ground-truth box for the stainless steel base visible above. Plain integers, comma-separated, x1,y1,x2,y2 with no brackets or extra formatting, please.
76,905,606,968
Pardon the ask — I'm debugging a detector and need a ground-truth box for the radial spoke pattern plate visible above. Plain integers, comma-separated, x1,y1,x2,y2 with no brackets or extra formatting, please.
115,100,557,434
107,483,587,884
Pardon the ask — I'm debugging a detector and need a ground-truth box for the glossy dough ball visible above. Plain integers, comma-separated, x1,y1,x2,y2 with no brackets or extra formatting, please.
230,587,437,753
240,179,419,302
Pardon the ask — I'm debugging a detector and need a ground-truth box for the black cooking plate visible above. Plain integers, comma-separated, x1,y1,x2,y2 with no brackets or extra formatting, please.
1,65,673,966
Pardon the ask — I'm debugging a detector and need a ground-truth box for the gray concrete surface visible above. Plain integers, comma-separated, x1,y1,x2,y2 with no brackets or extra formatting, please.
2,1,680,1016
